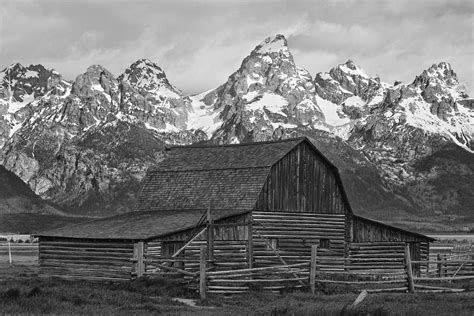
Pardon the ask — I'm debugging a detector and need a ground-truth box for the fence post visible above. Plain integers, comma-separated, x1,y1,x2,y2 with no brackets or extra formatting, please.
207,207,214,265
310,245,317,294
437,254,442,277
8,240,12,265
200,245,207,300
247,220,253,269
134,241,145,277
404,244,415,293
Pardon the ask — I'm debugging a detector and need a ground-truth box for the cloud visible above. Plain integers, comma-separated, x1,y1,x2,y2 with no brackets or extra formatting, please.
1,0,472,95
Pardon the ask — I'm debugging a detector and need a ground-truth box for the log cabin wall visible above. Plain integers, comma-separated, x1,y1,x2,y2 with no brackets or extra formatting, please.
252,211,346,267
351,216,429,243
255,142,349,215
38,237,134,281
145,213,251,274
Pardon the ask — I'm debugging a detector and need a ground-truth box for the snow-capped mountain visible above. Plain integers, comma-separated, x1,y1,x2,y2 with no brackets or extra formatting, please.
0,34,473,231
0,63,70,147
195,34,323,143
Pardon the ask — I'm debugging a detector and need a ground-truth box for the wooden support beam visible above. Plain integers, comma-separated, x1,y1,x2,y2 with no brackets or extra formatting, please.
207,206,214,264
171,228,206,258
404,244,415,293
437,254,442,277
247,220,253,269
134,241,145,277
199,245,207,300
310,245,317,294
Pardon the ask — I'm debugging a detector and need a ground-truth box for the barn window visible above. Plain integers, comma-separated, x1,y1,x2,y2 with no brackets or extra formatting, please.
319,238,330,249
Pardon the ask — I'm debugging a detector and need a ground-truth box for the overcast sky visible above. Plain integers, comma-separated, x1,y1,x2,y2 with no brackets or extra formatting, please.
1,0,473,95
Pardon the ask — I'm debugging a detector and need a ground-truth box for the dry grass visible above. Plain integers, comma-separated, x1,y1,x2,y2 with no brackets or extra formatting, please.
1,264,474,315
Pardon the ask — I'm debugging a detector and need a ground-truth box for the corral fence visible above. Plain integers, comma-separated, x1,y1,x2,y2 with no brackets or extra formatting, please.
0,241,38,265
134,243,474,298
313,244,474,294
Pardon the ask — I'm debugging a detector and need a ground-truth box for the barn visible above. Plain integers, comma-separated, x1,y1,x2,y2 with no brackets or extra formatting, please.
35,137,434,281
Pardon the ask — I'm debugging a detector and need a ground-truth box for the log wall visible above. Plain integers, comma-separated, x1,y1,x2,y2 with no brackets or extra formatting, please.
348,242,406,273
255,142,349,214
252,211,346,267
38,238,134,281
352,216,431,243
144,213,251,276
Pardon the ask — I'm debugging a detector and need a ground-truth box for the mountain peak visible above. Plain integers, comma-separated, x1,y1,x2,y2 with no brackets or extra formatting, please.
119,59,182,99
253,34,289,55
336,60,369,79
422,61,456,80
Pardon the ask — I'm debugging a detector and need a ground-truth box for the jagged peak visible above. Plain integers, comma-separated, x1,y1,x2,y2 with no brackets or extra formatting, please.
336,59,369,79
85,64,114,75
422,61,457,80
253,34,289,55
123,58,167,78
2,62,25,72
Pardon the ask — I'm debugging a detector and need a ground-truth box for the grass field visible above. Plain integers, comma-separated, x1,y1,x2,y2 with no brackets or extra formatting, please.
1,264,474,315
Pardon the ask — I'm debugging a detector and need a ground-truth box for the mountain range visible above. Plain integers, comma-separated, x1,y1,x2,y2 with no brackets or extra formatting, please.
1,34,473,233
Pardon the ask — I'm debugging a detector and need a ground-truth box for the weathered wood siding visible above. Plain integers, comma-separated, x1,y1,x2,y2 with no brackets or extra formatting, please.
256,142,349,214
352,216,430,243
252,211,346,267
145,213,251,274
348,242,406,273
38,237,134,281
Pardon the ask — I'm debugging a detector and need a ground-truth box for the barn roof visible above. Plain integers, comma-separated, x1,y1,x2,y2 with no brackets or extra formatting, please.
137,168,270,211
35,209,248,240
136,138,308,212
155,137,306,171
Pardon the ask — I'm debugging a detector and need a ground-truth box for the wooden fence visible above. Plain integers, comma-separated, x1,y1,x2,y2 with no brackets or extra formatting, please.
0,241,38,265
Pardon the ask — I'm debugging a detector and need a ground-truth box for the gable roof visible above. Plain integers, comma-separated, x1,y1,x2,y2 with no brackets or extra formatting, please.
137,168,270,212
35,209,248,240
155,137,306,171
136,138,308,212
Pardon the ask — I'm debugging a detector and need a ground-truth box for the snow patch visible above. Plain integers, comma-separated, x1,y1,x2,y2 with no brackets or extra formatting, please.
262,56,273,64
24,70,39,78
243,91,259,102
8,92,35,113
91,84,104,92
344,95,365,107
316,95,350,126
247,74,264,87
245,93,288,117
187,96,223,136
340,64,369,78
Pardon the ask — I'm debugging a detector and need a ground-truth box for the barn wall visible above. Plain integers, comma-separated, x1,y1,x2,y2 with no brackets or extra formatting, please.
38,237,134,281
145,213,251,274
255,142,349,214
351,216,431,243
252,211,346,267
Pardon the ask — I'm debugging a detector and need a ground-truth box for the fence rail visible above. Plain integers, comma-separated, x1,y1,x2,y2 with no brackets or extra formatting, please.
0,242,38,265
134,241,474,297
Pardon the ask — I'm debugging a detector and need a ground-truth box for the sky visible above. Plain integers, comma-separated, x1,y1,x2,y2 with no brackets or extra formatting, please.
1,0,473,95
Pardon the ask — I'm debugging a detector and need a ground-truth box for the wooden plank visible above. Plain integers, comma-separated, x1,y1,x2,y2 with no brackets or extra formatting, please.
405,244,415,293
207,262,309,276
310,245,317,294
209,277,307,283
248,221,253,269
366,287,408,293
199,244,206,300
40,241,133,248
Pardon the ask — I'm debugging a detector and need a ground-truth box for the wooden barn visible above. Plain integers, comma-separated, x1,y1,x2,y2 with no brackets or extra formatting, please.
35,137,434,281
